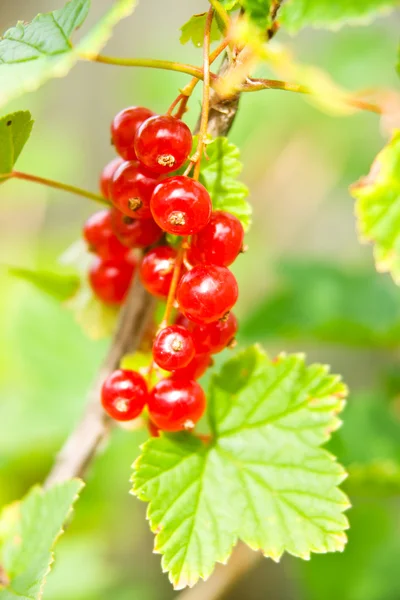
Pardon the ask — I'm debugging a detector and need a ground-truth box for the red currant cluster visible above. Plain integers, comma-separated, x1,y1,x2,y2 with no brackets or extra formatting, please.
83,106,244,433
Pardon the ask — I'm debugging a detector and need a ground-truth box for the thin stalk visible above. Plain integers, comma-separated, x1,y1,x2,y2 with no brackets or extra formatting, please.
209,0,231,33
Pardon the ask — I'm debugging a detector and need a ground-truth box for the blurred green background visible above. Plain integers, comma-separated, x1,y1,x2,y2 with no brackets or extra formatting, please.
1,1,400,598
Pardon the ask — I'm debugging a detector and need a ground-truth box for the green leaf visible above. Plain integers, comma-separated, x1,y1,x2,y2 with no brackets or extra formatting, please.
0,112,33,179
6,266,79,302
180,13,222,47
132,346,349,589
0,0,137,109
200,137,252,231
351,130,400,285
241,260,400,348
0,480,83,600
220,0,240,9
280,0,400,32
240,0,272,29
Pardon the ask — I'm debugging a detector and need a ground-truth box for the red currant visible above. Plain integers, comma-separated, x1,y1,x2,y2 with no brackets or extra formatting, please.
111,209,162,248
89,256,135,305
148,378,206,431
187,211,245,267
111,160,159,219
177,265,238,324
83,210,128,260
100,157,123,200
139,246,176,298
101,369,148,421
134,115,192,174
190,312,238,354
151,175,212,235
153,325,195,370
171,353,212,381
111,107,154,160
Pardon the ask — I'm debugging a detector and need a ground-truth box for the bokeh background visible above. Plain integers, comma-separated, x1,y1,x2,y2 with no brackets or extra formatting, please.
1,1,400,598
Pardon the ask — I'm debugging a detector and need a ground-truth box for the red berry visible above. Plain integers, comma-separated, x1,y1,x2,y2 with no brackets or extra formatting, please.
148,378,206,431
101,369,148,421
190,312,238,354
134,115,192,174
171,353,212,381
153,325,195,370
151,176,212,235
89,256,135,305
187,211,245,267
111,107,154,160
111,160,159,219
111,209,162,248
177,265,238,324
139,246,176,298
83,210,129,260
100,157,123,199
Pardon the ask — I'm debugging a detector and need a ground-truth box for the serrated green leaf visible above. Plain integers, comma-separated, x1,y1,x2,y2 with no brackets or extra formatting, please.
180,13,222,48
280,0,400,32
6,266,79,302
132,346,349,589
0,480,83,600
200,137,251,231
0,112,33,179
220,0,240,9
351,130,400,285
240,0,272,29
0,0,137,109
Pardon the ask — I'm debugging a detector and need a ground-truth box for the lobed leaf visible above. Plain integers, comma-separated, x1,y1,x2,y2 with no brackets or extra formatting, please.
180,13,222,47
0,112,33,180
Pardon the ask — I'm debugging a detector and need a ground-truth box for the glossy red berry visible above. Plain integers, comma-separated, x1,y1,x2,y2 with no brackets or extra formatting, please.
89,256,135,305
177,265,238,324
153,325,195,370
187,211,245,267
111,209,162,248
134,115,192,174
139,246,176,298
151,176,212,235
83,210,128,260
111,160,159,219
171,353,212,381
101,369,148,421
190,312,238,354
148,378,206,431
100,157,123,199
111,106,154,160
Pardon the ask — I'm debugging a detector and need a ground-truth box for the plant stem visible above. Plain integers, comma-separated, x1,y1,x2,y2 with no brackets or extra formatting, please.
209,0,231,33
159,243,186,330
5,171,108,204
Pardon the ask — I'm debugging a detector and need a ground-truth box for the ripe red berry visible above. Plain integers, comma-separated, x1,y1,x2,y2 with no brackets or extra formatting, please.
134,115,192,174
111,107,154,160
151,176,212,235
171,353,212,381
187,211,245,267
89,256,135,305
111,160,159,219
139,246,176,298
111,209,162,248
177,265,238,324
100,157,123,199
190,312,238,354
101,369,148,421
148,378,206,431
83,210,128,260
153,325,195,370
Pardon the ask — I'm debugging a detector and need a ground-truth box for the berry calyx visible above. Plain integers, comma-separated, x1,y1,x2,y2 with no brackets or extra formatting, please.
111,209,162,248
111,160,159,219
148,378,206,431
189,312,238,354
171,353,212,381
83,210,129,260
134,115,192,174
152,325,195,370
111,107,154,160
151,176,212,235
100,157,123,200
177,265,239,324
101,369,148,421
139,246,177,298
89,256,135,305
187,211,245,267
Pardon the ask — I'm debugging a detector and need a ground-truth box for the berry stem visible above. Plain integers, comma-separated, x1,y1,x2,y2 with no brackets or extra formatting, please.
2,171,108,204
159,242,186,329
